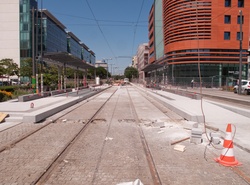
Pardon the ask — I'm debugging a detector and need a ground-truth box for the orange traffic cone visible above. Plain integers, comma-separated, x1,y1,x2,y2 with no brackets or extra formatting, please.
215,123,241,166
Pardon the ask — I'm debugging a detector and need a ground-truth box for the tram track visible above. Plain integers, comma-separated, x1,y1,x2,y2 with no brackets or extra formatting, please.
36,85,161,185
134,86,250,185
0,85,249,184
33,87,118,185
134,87,184,123
0,87,118,184
126,87,162,185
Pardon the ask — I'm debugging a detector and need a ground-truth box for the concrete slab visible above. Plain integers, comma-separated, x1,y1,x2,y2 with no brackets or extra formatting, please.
0,85,109,124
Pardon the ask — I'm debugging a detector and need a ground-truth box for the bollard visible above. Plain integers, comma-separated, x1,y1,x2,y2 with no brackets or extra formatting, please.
30,102,34,108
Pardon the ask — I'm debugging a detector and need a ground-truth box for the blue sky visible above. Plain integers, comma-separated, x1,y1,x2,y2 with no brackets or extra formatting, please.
41,0,153,74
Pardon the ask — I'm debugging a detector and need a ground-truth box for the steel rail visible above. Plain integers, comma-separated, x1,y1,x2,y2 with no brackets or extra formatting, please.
136,86,250,185
126,86,162,185
33,88,118,185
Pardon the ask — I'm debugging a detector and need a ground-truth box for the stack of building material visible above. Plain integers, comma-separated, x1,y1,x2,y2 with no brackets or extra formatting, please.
190,127,203,144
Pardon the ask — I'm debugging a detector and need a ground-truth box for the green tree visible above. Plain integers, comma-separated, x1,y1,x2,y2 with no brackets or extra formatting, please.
66,67,75,79
20,58,32,80
0,63,5,76
43,64,59,89
124,66,138,80
0,58,19,83
97,66,110,79
88,67,110,79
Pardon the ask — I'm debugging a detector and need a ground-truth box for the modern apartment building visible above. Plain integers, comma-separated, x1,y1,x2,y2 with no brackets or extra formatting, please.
136,43,149,84
146,0,250,87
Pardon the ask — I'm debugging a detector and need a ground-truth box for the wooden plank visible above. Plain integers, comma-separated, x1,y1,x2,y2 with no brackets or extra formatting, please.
0,113,9,123
174,144,186,152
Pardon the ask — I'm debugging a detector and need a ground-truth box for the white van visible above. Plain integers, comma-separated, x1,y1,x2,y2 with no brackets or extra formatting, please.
124,78,129,84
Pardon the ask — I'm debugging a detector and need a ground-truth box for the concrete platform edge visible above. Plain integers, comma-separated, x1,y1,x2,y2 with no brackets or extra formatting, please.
133,84,204,123
23,89,103,123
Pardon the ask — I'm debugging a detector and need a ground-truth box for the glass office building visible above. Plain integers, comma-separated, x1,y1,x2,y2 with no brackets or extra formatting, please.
40,10,68,54
67,31,82,59
20,0,37,59
0,0,95,69
40,10,95,65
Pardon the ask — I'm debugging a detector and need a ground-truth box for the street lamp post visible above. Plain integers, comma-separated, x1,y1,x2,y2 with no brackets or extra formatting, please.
114,66,118,76
104,58,112,81
238,10,243,94
110,63,114,76
32,7,36,93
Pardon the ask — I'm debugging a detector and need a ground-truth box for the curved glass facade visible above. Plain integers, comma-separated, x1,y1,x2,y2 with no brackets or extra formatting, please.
154,0,164,60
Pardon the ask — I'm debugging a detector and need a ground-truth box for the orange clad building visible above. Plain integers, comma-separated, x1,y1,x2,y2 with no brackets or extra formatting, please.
146,0,250,87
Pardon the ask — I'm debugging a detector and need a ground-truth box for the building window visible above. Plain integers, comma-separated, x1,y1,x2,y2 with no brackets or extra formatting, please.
23,23,29,31
237,32,243,40
237,15,244,24
225,0,231,7
224,32,230,40
224,15,231,24
238,0,244,7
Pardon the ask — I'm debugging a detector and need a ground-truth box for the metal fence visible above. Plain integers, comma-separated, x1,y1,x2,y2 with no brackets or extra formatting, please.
134,75,238,91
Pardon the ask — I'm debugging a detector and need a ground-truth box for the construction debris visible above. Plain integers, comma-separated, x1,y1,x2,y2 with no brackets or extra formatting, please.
210,132,221,145
117,179,144,185
171,137,190,145
152,121,165,128
190,127,203,144
174,144,186,152
157,130,164,134
104,137,113,141
183,121,198,130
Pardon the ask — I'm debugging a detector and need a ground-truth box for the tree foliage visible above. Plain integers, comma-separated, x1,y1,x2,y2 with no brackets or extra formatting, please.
0,58,19,83
20,58,32,78
0,58,19,75
42,64,59,86
0,63,4,76
124,66,138,80
88,66,110,79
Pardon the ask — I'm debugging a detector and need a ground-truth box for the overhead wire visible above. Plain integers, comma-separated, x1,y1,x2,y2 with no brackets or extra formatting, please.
51,12,149,26
84,0,117,59
131,0,145,57
193,1,222,160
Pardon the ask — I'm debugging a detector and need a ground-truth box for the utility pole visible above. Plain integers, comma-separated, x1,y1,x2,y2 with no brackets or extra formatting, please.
32,7,36,93
40,0,44,94
238,10,243,94
110,63,114,76
104,58,112,82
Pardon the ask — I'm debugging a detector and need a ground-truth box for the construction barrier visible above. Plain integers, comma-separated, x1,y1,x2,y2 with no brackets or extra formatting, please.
215,123,241,166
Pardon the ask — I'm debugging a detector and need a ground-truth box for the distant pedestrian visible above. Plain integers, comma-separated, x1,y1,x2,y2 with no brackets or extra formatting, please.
191,79,194,88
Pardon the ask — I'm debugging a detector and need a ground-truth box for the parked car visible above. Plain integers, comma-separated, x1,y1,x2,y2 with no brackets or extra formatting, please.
233,80,250,95
0,81,10,86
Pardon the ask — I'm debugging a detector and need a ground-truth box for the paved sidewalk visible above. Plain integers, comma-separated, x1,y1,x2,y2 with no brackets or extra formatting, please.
134,84,250,153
